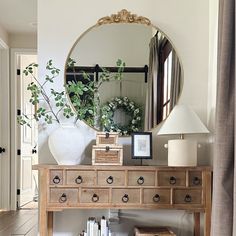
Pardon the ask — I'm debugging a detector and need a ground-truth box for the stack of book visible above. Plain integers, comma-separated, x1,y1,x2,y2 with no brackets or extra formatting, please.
79,216,112,236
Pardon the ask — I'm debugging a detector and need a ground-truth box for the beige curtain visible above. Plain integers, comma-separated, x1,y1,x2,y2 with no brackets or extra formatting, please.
170,51,181,110
211,0,235,235
145,34,159,130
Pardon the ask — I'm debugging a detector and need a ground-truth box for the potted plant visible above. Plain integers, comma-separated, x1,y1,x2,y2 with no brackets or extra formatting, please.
17,59,125,164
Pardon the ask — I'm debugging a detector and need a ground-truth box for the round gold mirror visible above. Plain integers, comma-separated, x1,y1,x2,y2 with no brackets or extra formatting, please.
65,9,183,136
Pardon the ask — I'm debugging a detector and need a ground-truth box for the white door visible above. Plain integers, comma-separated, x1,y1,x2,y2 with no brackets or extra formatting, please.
17,54,38,207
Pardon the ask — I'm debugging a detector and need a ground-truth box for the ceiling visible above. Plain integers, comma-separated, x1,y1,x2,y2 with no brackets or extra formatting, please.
0,0,37,34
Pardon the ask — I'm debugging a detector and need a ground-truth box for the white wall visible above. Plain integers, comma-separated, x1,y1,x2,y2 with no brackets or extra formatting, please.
0,23,8,47
70,24,151,67
207,0,219,165
9,33,37,49
38,0,211,235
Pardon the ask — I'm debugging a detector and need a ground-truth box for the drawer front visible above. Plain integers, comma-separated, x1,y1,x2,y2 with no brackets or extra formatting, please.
158,171,186,187
97,171,125,186
173,189,202,204
112,189,140,204
128,171,155,186
66,170,96,186
80,188,109,203
188,171,202,187
143,189,171,204
49,188,78,204
50,170,63,185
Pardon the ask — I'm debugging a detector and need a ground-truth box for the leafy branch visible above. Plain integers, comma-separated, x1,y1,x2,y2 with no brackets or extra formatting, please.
18,59,125,128
18,60,75,127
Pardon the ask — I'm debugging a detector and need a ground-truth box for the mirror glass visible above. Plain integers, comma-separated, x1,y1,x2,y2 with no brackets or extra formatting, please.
65,16,183,136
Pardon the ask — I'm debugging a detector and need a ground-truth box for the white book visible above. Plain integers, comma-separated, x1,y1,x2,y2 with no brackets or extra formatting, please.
90,218,96,236
87,219,90,236
93,222,99,236
101,217,107,236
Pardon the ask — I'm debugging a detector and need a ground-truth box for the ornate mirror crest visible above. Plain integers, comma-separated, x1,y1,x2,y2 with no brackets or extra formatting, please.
97,9,151,26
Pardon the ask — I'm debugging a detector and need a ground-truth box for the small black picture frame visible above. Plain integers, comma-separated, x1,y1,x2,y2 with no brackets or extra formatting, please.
131,132,152,161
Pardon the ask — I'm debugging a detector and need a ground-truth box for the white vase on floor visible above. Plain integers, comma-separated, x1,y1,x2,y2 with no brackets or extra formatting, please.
48,123,85,165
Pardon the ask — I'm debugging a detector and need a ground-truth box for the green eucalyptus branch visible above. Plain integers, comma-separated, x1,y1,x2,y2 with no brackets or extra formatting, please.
18,60,76,127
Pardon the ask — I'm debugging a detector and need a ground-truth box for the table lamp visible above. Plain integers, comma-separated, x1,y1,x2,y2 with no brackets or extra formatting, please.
157,104,209,166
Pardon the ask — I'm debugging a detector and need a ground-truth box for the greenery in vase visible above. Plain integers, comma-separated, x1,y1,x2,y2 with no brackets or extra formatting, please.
65,58,125,127
17,59,125,127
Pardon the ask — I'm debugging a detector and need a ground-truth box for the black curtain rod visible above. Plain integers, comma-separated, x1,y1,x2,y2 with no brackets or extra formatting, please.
66,64,149,83
66,64,148,74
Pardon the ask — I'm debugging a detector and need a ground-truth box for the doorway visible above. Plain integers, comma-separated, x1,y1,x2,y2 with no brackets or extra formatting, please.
17,54,38,208
0,40,10,211
11,49,38,210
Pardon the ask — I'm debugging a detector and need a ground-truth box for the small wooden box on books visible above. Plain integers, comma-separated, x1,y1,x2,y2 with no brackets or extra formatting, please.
92,145,123,165
96,132,119,146
134,226,176,236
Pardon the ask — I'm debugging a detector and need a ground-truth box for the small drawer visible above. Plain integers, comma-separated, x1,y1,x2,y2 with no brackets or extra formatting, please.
158,171,186,187
80,188,109,203
173,189,202,204
66,170,96,186
143,188,170,204
112,189,140,204
97,171,125,186
188,171,202,187
49,188,78,204
50,170,63,185
128,171,155,186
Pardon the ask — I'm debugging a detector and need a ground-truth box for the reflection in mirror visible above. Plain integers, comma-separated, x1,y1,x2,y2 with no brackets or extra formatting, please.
65,11,183,136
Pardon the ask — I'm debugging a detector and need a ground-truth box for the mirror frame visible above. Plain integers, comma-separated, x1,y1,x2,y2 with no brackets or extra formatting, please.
64,9,184,134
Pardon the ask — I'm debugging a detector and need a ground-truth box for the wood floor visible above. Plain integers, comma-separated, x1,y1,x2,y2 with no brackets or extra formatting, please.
0,209,38,236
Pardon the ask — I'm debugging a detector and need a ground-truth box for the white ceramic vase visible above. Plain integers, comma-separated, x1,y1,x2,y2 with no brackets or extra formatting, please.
48,123,85,165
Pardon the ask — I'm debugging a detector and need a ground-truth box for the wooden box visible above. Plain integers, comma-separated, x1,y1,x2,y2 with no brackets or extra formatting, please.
96,132,119,146
92,145,123,165
134,227,176,236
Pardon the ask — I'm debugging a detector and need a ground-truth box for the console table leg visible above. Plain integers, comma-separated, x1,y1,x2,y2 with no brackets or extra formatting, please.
39,168,48,236
48,211,53,236
194,212,200,236
204,171,212,236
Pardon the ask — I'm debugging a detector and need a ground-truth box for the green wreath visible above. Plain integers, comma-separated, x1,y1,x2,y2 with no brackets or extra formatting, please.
100,96,142,135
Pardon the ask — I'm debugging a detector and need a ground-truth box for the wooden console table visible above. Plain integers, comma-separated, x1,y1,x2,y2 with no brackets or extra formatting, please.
34,165,212,236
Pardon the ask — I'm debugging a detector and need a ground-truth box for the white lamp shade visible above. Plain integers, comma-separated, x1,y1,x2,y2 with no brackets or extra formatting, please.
158,104,209,135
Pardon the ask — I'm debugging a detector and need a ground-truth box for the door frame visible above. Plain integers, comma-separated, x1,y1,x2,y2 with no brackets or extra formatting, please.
10,48,37,210
0,38,10,210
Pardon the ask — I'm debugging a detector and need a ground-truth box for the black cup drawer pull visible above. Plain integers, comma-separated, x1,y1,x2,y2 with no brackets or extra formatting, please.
169,176,177,185
106,176,114,184
137,176,144,185
153,194,160,203
75,175,83,184
92,194,99,202
122,194,129,203
59,193,67,203
193,177,201,185
52,175,61,184
184,194,192,203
